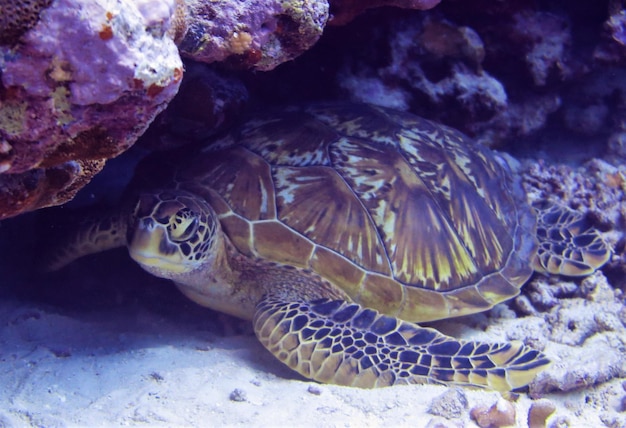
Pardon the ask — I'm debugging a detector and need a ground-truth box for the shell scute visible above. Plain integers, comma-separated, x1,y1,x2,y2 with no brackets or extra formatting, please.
238,111,336,167
170,103,538,322
305,103,404,146
474,273,525,306
252,221,315,267
309,246,366,298
357,273,405,316
443,284,500,318
396,126,515,274
331,136,483,290
397,283,450,322
219,213,254,257
186,147,277,221
274,163,391,276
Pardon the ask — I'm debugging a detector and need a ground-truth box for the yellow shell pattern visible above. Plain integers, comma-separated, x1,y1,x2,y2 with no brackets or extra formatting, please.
174,104,537,323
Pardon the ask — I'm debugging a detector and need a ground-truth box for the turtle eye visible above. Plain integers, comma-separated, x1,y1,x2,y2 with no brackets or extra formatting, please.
169,209,199,242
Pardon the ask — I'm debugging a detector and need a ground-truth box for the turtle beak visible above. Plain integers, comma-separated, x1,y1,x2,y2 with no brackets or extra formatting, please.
128,218,191,275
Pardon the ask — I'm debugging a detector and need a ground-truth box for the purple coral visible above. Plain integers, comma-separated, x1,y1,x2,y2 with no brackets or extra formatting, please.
178,0,329,71
0,0,183,219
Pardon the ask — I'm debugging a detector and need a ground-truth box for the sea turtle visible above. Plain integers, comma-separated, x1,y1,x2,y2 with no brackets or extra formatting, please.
48,103,611,391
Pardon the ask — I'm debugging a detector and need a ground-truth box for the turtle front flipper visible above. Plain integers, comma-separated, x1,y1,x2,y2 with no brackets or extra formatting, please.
254,297,549,391
44,212,127,272
533,203,611,276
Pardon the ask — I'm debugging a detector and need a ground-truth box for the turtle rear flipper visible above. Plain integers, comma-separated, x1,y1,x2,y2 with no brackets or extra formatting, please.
43,211,127,272
254,296,550,391
533,203,611,276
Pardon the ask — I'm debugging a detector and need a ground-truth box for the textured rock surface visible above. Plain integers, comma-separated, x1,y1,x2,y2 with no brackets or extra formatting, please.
527,399,556,428
140,62,249,151
333,8,574,146
178,0,329,71
338,13,507,127
326,2,626,152
522,158,626,224
525,272,626,394
0,0,54,45
0,0,183,220
470,398,516,428
428,388,468,419
176,0,443,70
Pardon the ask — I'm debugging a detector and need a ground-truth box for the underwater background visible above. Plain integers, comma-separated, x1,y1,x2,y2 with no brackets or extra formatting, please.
1,0,626,426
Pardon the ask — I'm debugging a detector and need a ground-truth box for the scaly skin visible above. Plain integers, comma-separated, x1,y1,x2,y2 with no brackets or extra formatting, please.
254,296,549,391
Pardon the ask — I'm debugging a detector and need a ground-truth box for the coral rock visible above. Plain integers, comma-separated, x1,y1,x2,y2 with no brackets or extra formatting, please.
510,11,573,87
427,387,468,419
470,398,516,428
178,0,329,71
606,5,626,48
0,0,183,219
527,399,556,428
529,273,626,394
550,273,624,346
0,159,105,220
0,0,53,45
140,62,249,150
521,159,626,232
338,14,507,127
530,332,626,394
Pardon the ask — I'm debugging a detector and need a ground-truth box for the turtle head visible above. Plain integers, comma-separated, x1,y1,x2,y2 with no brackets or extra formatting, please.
127,190,221,280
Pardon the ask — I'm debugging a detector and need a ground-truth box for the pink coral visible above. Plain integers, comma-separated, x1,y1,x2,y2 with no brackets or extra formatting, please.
178,0,329,70
0,0,182,219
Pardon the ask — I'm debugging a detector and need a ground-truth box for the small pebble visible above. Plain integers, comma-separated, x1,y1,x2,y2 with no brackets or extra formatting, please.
307,385,322,395
428,388,468,419
229,388,247,402
470,398,516,428
528,399,556,428
148,372,164,383
49,347,72,358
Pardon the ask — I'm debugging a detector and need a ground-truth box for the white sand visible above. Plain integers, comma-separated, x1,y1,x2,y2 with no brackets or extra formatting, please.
0,251,624,427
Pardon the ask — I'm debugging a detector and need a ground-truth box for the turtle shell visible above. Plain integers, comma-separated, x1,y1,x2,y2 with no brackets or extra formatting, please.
152,103,538,323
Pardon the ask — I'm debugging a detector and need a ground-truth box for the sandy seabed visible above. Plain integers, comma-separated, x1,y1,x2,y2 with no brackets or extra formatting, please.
0,246,624,427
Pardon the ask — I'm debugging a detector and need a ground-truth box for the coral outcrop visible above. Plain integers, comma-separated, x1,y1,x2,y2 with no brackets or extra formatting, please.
0,0,183,219
174,0,444,69
331,1,626,153
177,0,329,71
337,13,510,131
0,0,53,45
140,62,249,151
528,272,626,394
470,398,516,428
